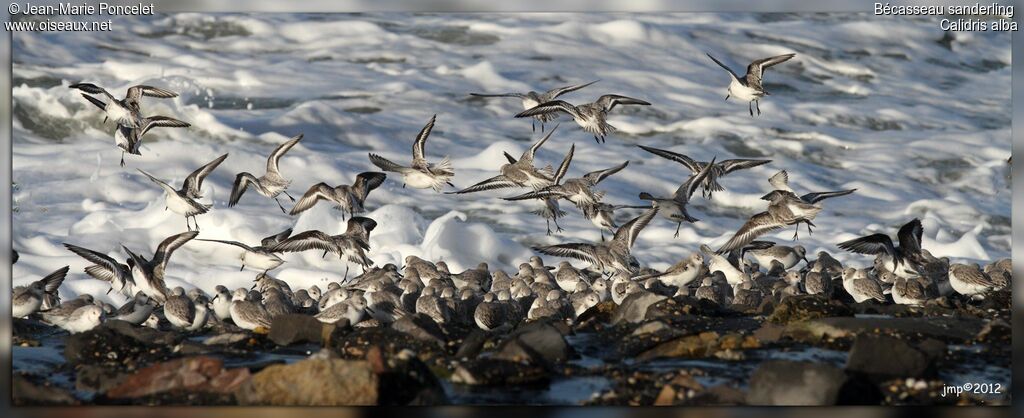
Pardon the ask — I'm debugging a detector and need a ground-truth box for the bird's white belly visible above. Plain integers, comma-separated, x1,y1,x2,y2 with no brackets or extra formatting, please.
12,298,41,318
403,171,438,189
659,202,684,220
728,80,760,102
751,252,800,270
166,194,194,216
244,252,283,271
213,299,232,320
658,266,701,288
107,104,134,126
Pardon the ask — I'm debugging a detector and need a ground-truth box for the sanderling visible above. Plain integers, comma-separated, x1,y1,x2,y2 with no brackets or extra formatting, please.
69,82,178,127
571,291,601,318
716,188,826,253
229,288,272,330
137,166,218,231
732,280,762,307
505,145,628,210
315,295,367,325
473,293,507,331
701,244,748,285
705,52,796,116
891,276,928,306
46,303,104,334
228,134,304,213
448,126,560,195
842,267,886,303
649,252,706,290
290,172,387,219
554,261,588,292
269,217,378,279
122,230,200,304
363,280,408,323
112,292,156,325
164,287,203,330
12,266,68,318
695,277,724,305
515,94,651,143
745,243,808,271
637,145,771,199
837,218,926,278
471,80,599,132
112,116,191,167
415,286,453,325
196,228,292,274
261,287,294,319
803,270,832,296
369,115,455,192
639,156,717,237
768,170,857,229
533,207,658,276
63,243,135,297
948,263,999,297
211,285,233,321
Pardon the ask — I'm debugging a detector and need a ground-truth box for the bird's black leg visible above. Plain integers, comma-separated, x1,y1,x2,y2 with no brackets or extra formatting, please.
554,218,563,233
600,230,605,242
749,102,754,117
344,265,350,281
120,152,126,167
322,250,328,259
792,223,801,240
240,264,245,271
541,122,545,133
594,135,601,144
185,216,191,231
532,120,536,132
545,219,552,236
674,222,682,238
275,198,287,213
725,94,730,101
756,100,761,115
193,216,200,231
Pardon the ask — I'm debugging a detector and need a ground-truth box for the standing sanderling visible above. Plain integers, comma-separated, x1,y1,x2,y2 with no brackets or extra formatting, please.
12,266,68,318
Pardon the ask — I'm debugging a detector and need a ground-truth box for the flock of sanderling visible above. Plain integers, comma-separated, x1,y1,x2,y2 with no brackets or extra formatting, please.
13,52,1012,336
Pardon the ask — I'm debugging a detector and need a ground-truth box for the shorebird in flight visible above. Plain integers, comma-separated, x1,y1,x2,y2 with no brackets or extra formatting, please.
837,218,927,279
290,172,387,219
196,228,292,274
369,115,455,192
63,243,135,297
69,82,179,127
111,116,191,167
122,231,200,304
137,154,227,231
448,125,560,195
471,80,598,132
705,52,796,116
503,145,628,210
515,94,650,143
639,156,717,238
228,134,304,213
716,189,824,253
637,145,771,199
533,207,659,276
269,217,378,280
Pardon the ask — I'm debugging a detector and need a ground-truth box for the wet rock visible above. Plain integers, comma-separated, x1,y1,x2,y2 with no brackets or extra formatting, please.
331,327,438,359
611,292,667,324
13,374,77,405
653,373,705,405
494,321,573,367
366,346,448,405
976,289,1011,312
64,321,178,369
691,384,747,405
630,320,671,336
636,331,720,361
391,313,447,348
454,329,488,360
975,318,1010,343
574,300,617,325
105,356,250,399
203,332,249,346
747,360,847,405
268,314,323,346
791,316,980,342
645,296,724,324
767,295,853,324
236,358,378,405
846,335,934,382
451,358,549,386
76,365,127,394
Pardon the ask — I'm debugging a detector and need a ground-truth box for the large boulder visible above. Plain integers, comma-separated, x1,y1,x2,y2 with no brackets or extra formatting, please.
235,358,378,405
12,374,77,405
104,356,250,399
390,313,447,348
493,321,573,367
767,295,853,324
64,320,179,369
451,358,549,386
366,346,448,405
845,335,935,382
268,314,324,346
746,360,847,405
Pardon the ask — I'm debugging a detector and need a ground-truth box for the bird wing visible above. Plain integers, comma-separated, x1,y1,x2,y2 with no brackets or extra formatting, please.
595,94,651,112
368,153,406,173
153,231,199,272
503,187,563,201
446,175,518,194
270,230,337,253
583,160,629,185
524,124,559,161
261,228,294,247
195,238,257,253
746,53,796,89
137,169,179,196
896,218,924,255
674,156,716,202
469,92,526,98
137,115,190,137
182,153,228,199
719,158,772,175
768,170,793,192
69,82,112,97
545,80,600,99
853,278,886,302
613,207,659,248
289,182,334,215
228,172,259,207
533,243,600,265
637,145,701,173
800,189,857,204
515,100,583,120
78,92,108,111
125,85,178,107
837,233,897,259
412,115,437,162
552,144,575,184
717,212,786,253
353,171,387,202
63,243,129,282
38,266,69,294
267,134,304,175
706,53,741,81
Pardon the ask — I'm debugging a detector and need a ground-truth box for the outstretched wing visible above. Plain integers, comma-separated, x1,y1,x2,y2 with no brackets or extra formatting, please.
673,156,716,202
516,100,583,120
533,243,600,265
38,266,69,294
594,94,651,112
583,160,629,185
613,207,659,248
552,144,575,184
289,182,334,215
800,189,856,204
706,53,741,81
768,170,792,192
228,172,259,207
261,228,293,247
544,80,599,99
637,145,701,173
152,231,199,272
125,85,179,105
503,187,564,201
719,158,771,175
271,230,337,253
63,243,129,282
267,134,304,175
524,124,559,162
746,53,796,89
717,212,786,253
195,238,258,253
182,153,228,199
137,116,190,137
137,169,178,196
896,218,923,255
446,175,518,194
469,92,526,98
837,233,897,259
353,171,387,201
368,153,406,173
412,115,437,162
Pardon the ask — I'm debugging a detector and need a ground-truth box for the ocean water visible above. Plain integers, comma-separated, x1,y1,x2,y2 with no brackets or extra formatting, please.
11,13,1010,305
